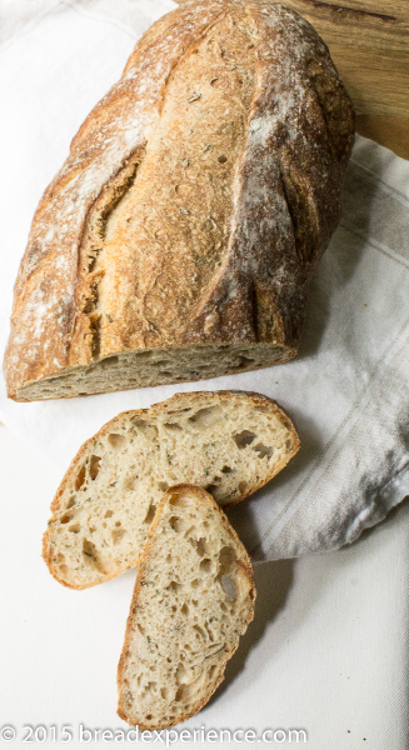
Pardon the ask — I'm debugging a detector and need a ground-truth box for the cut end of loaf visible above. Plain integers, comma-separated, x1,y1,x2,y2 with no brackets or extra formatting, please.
117,485,256,730
11,342,296,401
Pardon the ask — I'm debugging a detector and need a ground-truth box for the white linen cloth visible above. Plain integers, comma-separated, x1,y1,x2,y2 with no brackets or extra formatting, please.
1,0,409,561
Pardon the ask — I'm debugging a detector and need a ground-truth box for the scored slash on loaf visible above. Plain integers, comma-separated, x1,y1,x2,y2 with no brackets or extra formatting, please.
4,0,354,401
117,484,256,730
43,390,299,589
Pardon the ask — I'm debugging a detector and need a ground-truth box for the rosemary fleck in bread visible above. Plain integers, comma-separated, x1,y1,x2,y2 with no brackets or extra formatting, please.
4,0,354,402
43,390,299,589
117,484,256,730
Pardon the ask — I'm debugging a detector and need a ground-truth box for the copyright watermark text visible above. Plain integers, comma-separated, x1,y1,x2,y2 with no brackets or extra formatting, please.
0,724,308,745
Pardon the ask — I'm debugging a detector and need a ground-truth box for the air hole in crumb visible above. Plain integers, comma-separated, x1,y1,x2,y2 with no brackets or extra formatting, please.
218,154,228,163
181,603,189,615
208,664,218,679
144,503,157,525
285,438,293,450
199,558,212,573
175,684,191,701
191,578,200,588
60,515,71,524
176,661,188,682
132,418,158,439
158,481,169,492
66,496,76,508
221,465,233,474
169,492,193,508
218,545,237,572
221,573,237,601
233,430,256,449
89,455,101,480
68,523,81,533
115,521,122,527
112,528,126,544
188,405,223,428
238,481,248,494
55,553,65,564
166,580,181,592
195,538,208,557
75,465,86,490
193,624,205,639
136,623,145,636
104,510,113,518
204,483,219,496
238,355,255,367
169,513,183,529
123,475,138,492
164,422,182,431
108,433,126,449
83,539,98,561
253,442,273,458
100,354,119,367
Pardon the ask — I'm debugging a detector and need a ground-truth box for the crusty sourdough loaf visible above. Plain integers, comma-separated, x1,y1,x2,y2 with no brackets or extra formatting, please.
117,484,256,730
4,0,354,402
43,390,299,589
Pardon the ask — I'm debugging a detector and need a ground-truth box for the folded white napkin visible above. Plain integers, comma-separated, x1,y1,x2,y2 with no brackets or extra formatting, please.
1,0,409,561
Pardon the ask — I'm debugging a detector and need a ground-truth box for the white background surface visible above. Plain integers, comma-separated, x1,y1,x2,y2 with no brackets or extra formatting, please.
1,421,408,749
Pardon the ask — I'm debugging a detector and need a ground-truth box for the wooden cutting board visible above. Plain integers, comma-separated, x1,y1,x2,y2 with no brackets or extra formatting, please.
174,0,409,159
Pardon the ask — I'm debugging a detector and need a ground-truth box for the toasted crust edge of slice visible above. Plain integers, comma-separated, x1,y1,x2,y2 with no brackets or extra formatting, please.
117,484,256,730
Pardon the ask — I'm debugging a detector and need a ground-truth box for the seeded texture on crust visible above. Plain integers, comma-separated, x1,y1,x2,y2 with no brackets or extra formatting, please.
117,484,256,730
42,390,299,589
4,0,354,401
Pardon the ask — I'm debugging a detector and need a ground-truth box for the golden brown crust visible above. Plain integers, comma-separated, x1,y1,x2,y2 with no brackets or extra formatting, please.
116,484,256,729
4,1,354,401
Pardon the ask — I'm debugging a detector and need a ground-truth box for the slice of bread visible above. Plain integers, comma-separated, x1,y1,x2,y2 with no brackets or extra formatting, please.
43,390,299,589
117,484,256,729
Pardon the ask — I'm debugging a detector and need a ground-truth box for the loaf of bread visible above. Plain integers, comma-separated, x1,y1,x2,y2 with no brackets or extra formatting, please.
4,0,354,401
43,390,299,588
117,484,256,729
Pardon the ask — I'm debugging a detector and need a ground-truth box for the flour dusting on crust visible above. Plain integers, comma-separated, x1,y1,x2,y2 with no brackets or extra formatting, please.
4,0,354,400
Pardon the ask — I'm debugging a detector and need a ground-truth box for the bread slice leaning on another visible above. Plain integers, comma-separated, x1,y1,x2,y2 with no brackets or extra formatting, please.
43,390,299,589
117,484,256,730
